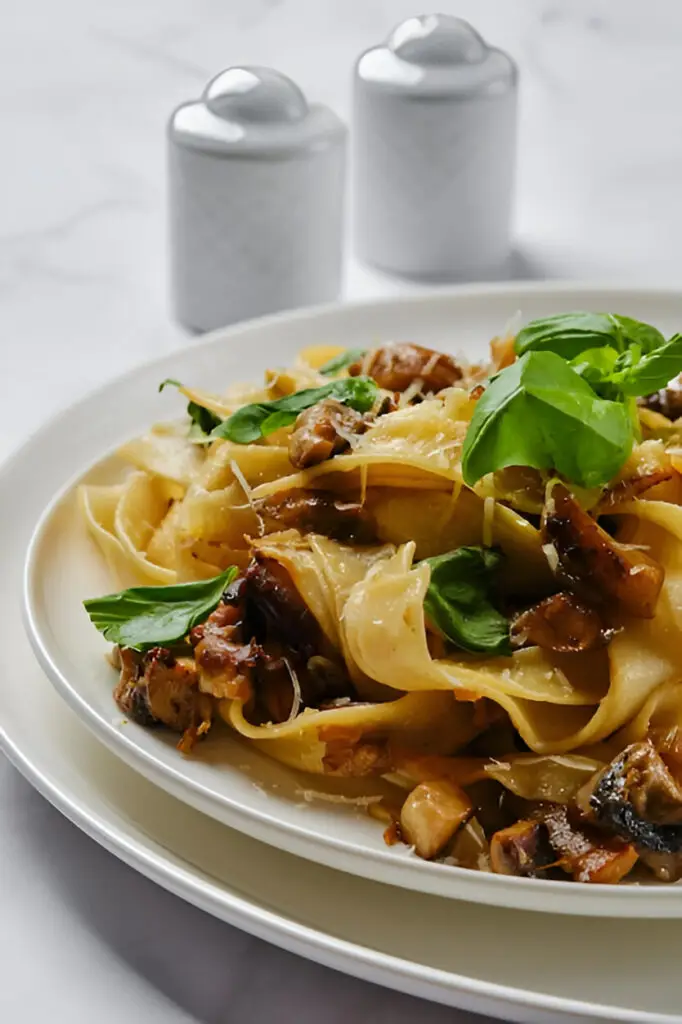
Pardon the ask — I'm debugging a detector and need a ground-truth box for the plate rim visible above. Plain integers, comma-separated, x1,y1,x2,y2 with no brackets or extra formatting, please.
22,281,682,919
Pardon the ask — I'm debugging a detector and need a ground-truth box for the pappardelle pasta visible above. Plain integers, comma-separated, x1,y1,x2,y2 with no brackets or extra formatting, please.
82,314,682,884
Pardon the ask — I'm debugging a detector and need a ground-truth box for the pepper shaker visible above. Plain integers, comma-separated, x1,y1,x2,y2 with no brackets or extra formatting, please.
353,14,518,281
169,67,347,333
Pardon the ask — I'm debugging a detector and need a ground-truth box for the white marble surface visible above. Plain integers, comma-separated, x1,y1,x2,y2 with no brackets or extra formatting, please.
3,0,682,1020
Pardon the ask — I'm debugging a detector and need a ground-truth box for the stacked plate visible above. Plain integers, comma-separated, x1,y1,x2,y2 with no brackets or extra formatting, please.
9,285,682,1024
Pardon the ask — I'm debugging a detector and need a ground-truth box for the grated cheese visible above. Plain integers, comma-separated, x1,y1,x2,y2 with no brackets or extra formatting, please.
398,377,425,408
359,462,369,505
542,542,559,573
283,658,303,723
294,789,384,806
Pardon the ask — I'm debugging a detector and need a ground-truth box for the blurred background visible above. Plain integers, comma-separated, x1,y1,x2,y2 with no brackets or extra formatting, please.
3,0,682,455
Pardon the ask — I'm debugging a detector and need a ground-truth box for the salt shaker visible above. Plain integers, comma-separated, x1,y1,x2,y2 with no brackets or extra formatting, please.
353,14,518,281
169,67,347,332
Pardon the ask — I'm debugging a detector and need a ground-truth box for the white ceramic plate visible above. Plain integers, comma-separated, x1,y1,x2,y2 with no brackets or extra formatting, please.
23,284,682,918
1,380,681,1024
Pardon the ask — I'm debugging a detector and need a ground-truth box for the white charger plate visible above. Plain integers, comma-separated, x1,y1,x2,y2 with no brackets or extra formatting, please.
23,283,682,918
0,325,680,1022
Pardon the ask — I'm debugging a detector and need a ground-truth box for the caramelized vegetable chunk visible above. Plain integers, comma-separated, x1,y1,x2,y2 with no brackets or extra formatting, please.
191,590,259,701
490,820,554,877
598,468,676,510
639,376,682,420
541,806,638,884
254,489,376,543
542,482,664,618
288,399,369,469
510,592,611,653
400,779,472,859
113,645,200,732
587,740,682,854
348,342,463,394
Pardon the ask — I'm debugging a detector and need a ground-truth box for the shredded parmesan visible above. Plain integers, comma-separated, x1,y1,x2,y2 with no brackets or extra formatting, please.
294,789,384,806
399,377,425,408
422,350,441,378
334,422,363,450
230,458,265,536
449,476,463,510
230,459,253,501
359,462,369,505
482,496,495,547
542,542,559,572
283,658,303,723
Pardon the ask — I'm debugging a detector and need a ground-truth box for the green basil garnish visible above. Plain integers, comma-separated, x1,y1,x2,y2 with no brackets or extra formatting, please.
83,568,237,651
514,312,665,360
424,546,511,656
159,379,221,441
319,348,367,376
461,351,633,489
209,376,379,444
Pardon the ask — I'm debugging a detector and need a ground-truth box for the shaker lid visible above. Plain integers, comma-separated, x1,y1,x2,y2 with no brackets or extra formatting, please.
169,66,346,157
356,14,516,97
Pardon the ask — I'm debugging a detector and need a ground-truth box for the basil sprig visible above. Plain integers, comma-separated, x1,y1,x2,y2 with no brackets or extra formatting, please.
159,379,221,441
515,312,665,360
461,351,633,489
319,348,366,376
424,547,511,656
209,376,379,443
84,568,237,651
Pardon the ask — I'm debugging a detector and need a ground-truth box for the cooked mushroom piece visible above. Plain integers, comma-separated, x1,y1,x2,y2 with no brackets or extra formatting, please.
288,399,370,469
113,645,201,732
510,591,612,653
400,779,473,859
597,468,676,511
541,805,638,884
253,489,377,543
191,594,259,701
587,740,682,854
542,482,665,618
490,819,555,877
639,375,682,420
348,342,463,394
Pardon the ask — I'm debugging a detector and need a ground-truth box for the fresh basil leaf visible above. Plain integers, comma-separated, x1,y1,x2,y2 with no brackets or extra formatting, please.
319,348,366,376
569,347,622,400
611,333,682,398
159,379,222,439
424,546,511,656
210,376,379,443
515,312,664,360
84,568,237,651
612,315,665,355
461,351,633,489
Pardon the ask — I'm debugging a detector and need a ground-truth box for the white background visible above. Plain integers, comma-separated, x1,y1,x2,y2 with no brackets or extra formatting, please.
3,1,682,1020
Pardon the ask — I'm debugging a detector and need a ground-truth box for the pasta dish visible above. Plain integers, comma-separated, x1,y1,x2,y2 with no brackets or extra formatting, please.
82,311,682,884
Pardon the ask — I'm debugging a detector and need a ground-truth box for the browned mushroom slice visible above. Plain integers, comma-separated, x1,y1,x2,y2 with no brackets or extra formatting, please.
113,645,201,732
597,468,676,511
541,805,638,883
288,398,370,470
490,819,555,877
400,780,473,859
348,342,463,394
542,482,664,618
253,489,377,543
639,851,682,882
586,740,682,854
510,592,612,653
639,375,682,420
191,598,259,701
